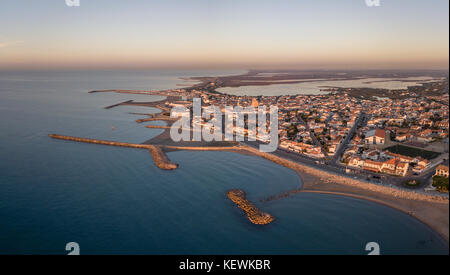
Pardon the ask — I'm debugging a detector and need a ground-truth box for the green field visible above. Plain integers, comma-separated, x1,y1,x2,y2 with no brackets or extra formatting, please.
386,145,441,160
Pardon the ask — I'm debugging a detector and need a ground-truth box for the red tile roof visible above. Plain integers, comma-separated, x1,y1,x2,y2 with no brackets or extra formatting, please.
375,129,386,139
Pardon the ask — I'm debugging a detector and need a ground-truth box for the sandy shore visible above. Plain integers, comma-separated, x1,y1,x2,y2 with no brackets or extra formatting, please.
236,145,449,241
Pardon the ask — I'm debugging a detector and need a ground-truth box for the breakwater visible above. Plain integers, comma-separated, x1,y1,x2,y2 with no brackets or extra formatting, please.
89,89,162,94
49,134,152,149
49,134,178,170
137,116,176,123
104,100,133,109
162,145,239,151
227,189,274,225
148,146,179,170
260,189,303,203
89,89,118,93
146,125,172,129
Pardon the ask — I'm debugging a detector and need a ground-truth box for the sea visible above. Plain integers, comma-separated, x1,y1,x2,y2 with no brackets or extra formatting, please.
0,70,448,255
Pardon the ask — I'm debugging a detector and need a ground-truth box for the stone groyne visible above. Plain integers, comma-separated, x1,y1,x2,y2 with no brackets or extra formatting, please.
89,89,118,93
49,134,152,149
163,145,239,151
227,189,274,225
136,116,176,123
129,112,156,117
49,134,178,171
104,100,133,109
146,125,172,129
89,89,162,94
148,146,179,170
260,189,303,203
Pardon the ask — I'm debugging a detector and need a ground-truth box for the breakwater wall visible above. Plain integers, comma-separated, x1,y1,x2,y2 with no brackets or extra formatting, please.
136,116,175,123
89,89,118,93
148,146,179,170
49,134,152,149
49,134,178,170
260,189,303,203
227,189,274,225
146,125,172,129
104,100,133,109
89,89,160,94
163,146,239,151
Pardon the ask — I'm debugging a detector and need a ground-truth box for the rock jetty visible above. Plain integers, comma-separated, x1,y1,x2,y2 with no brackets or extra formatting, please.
49,134,178,171
227,189,274,225
148,146,179,170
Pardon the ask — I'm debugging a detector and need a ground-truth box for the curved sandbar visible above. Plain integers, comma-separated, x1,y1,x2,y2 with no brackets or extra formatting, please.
49,134,178,171
227,189,274,225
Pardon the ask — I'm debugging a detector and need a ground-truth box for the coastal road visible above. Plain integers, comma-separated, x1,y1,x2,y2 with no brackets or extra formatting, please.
244,110,445,191
245,139,446,191
244,141,351,180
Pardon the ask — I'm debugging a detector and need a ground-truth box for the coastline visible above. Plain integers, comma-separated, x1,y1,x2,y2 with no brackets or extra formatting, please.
157,139,449,241
299,189,449,242
50,130,450,241
235,145,449,241
57,91,449,243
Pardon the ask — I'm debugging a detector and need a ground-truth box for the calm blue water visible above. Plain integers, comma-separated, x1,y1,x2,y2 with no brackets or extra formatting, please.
0,70,448,255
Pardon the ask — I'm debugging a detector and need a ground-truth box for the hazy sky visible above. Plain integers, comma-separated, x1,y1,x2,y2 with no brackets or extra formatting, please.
0,0,448,70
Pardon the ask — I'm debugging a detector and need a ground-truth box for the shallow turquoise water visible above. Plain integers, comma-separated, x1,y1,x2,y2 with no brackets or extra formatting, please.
0,71,447,255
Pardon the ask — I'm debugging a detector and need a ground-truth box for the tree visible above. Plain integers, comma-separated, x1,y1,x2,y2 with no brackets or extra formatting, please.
433,176,449,193
390,131,396,140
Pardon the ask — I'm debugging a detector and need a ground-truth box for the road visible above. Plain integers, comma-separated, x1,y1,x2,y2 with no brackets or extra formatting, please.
297,115,328,157
244,109,445,191
244,127,445,191
329,112,367,165
324,112,335,125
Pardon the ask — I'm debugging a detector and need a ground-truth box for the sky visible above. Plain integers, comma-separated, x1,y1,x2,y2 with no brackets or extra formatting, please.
0,0,448,71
